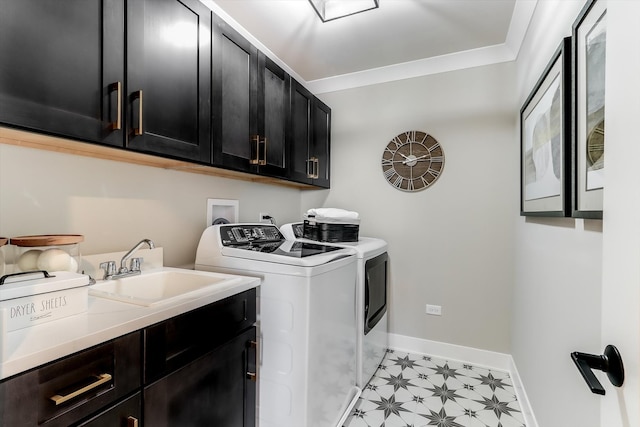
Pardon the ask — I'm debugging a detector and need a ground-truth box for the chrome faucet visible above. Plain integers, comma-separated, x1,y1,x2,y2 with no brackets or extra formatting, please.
100,239,155,280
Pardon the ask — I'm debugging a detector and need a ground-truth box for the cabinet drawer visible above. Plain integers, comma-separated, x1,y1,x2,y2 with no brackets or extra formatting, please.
76,392,141,427
144,288,257,384
0,332,141,427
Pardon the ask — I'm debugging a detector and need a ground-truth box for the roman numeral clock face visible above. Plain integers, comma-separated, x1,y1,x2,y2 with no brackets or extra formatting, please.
381,131,445,191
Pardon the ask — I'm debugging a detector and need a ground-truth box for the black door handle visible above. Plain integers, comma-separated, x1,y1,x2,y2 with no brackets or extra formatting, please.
571,344,624,395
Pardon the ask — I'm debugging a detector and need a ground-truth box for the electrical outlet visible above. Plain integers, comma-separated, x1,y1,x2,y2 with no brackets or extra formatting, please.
259,212,272,224
426,304,442,316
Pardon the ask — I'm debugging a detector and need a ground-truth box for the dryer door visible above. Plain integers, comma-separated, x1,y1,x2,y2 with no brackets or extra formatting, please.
364,252,388,334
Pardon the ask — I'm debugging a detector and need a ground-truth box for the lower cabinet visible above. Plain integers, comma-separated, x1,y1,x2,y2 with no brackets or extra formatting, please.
0,332,140,427
144,327,256,427
0,288,257,427
143,288,257,427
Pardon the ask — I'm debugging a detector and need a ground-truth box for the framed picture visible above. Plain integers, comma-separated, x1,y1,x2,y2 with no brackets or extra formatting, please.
572,0,606,219
520,38,572,217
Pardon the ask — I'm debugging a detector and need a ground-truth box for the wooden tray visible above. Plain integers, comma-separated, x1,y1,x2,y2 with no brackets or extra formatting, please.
10,235,84,247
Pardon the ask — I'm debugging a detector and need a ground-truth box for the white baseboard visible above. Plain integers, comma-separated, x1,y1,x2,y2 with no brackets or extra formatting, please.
508,356,539,427
388,333,538,427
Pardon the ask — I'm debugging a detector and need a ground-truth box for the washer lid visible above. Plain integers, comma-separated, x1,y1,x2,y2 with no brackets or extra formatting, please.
279,223,387,258
220,240,355,267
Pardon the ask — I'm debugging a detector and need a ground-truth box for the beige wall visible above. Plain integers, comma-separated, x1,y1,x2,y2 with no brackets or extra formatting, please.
512,1,603,426
0,143,304,267
306,61,518,353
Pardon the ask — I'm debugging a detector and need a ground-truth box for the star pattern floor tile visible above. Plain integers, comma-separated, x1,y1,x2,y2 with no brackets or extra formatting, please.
343,349,526,427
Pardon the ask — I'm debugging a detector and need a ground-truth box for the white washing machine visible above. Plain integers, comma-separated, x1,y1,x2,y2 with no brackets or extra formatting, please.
280,223,389,388
195,224,360,427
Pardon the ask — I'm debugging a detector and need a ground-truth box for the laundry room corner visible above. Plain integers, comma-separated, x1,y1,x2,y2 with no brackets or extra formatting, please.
311,62,518,356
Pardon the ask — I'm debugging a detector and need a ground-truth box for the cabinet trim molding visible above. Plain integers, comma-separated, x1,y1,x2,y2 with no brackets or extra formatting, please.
0,127,316,190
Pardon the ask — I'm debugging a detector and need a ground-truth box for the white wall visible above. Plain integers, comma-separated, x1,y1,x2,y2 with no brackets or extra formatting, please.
305,61,518,353
512,1,604,426
600,1,640,424
0,143,303,266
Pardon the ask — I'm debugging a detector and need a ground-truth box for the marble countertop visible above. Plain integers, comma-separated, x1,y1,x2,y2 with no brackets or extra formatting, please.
0,248,260,380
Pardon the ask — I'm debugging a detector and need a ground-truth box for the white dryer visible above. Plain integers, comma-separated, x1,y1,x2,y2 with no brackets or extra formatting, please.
195,224,360,427
280,223,389,388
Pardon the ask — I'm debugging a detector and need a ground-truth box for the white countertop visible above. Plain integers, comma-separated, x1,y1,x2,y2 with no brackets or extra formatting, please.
0,261,260,380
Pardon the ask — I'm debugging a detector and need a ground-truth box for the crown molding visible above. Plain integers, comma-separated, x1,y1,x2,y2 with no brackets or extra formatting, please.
505,0,539,59
306,43,515,94
307,0,538,94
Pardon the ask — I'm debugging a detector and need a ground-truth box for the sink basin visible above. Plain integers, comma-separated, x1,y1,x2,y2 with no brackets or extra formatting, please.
89,268,242,306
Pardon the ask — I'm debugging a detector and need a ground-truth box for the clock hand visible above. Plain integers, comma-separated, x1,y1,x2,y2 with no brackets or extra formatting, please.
401,155,429,165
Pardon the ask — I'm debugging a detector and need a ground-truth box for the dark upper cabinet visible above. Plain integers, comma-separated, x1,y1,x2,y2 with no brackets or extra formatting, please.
126,0,212,163
0,2,329,187
212,17,288,178
311,97,331,188
0,0,125,147
258,54,290,178
289,79,331,188
0,0,211,163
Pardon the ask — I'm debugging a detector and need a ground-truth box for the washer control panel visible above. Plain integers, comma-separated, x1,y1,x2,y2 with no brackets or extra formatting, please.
220,224,283,246
291,223,304,238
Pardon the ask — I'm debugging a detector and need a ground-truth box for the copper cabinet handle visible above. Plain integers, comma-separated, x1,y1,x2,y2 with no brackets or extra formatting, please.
250,136,267,166
247,339,258,381
307,157,319,179
259,137,267,166
49,373,112,406
109,82,122,130
306,157,319,179
134,90,143,136
127,416,139,427
250,135,260,165
306,157,315,178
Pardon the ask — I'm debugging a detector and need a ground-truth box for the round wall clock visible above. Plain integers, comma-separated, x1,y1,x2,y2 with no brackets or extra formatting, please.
381,130,445,192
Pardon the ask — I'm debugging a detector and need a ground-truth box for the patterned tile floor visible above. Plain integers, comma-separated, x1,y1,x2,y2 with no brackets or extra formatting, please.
343,349,526,427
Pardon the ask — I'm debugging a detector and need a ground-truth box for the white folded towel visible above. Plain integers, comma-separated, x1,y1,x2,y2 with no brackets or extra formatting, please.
305,208,360,223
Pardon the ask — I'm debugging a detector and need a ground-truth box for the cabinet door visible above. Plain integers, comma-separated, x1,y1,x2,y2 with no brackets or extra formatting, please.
0,0,124,147
311,97,331,188
144,327,256,427
212,18,288,178
212,17,258,172
289,79,331,187
126,0,211,163
256,54,289,178
289,79,313,184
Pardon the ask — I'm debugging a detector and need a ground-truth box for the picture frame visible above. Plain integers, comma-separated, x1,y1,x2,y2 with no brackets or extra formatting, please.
520,38,572,217
572,0,606,219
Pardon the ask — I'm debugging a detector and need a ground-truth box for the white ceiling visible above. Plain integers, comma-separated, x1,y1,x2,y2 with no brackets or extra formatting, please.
202,0,538,93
